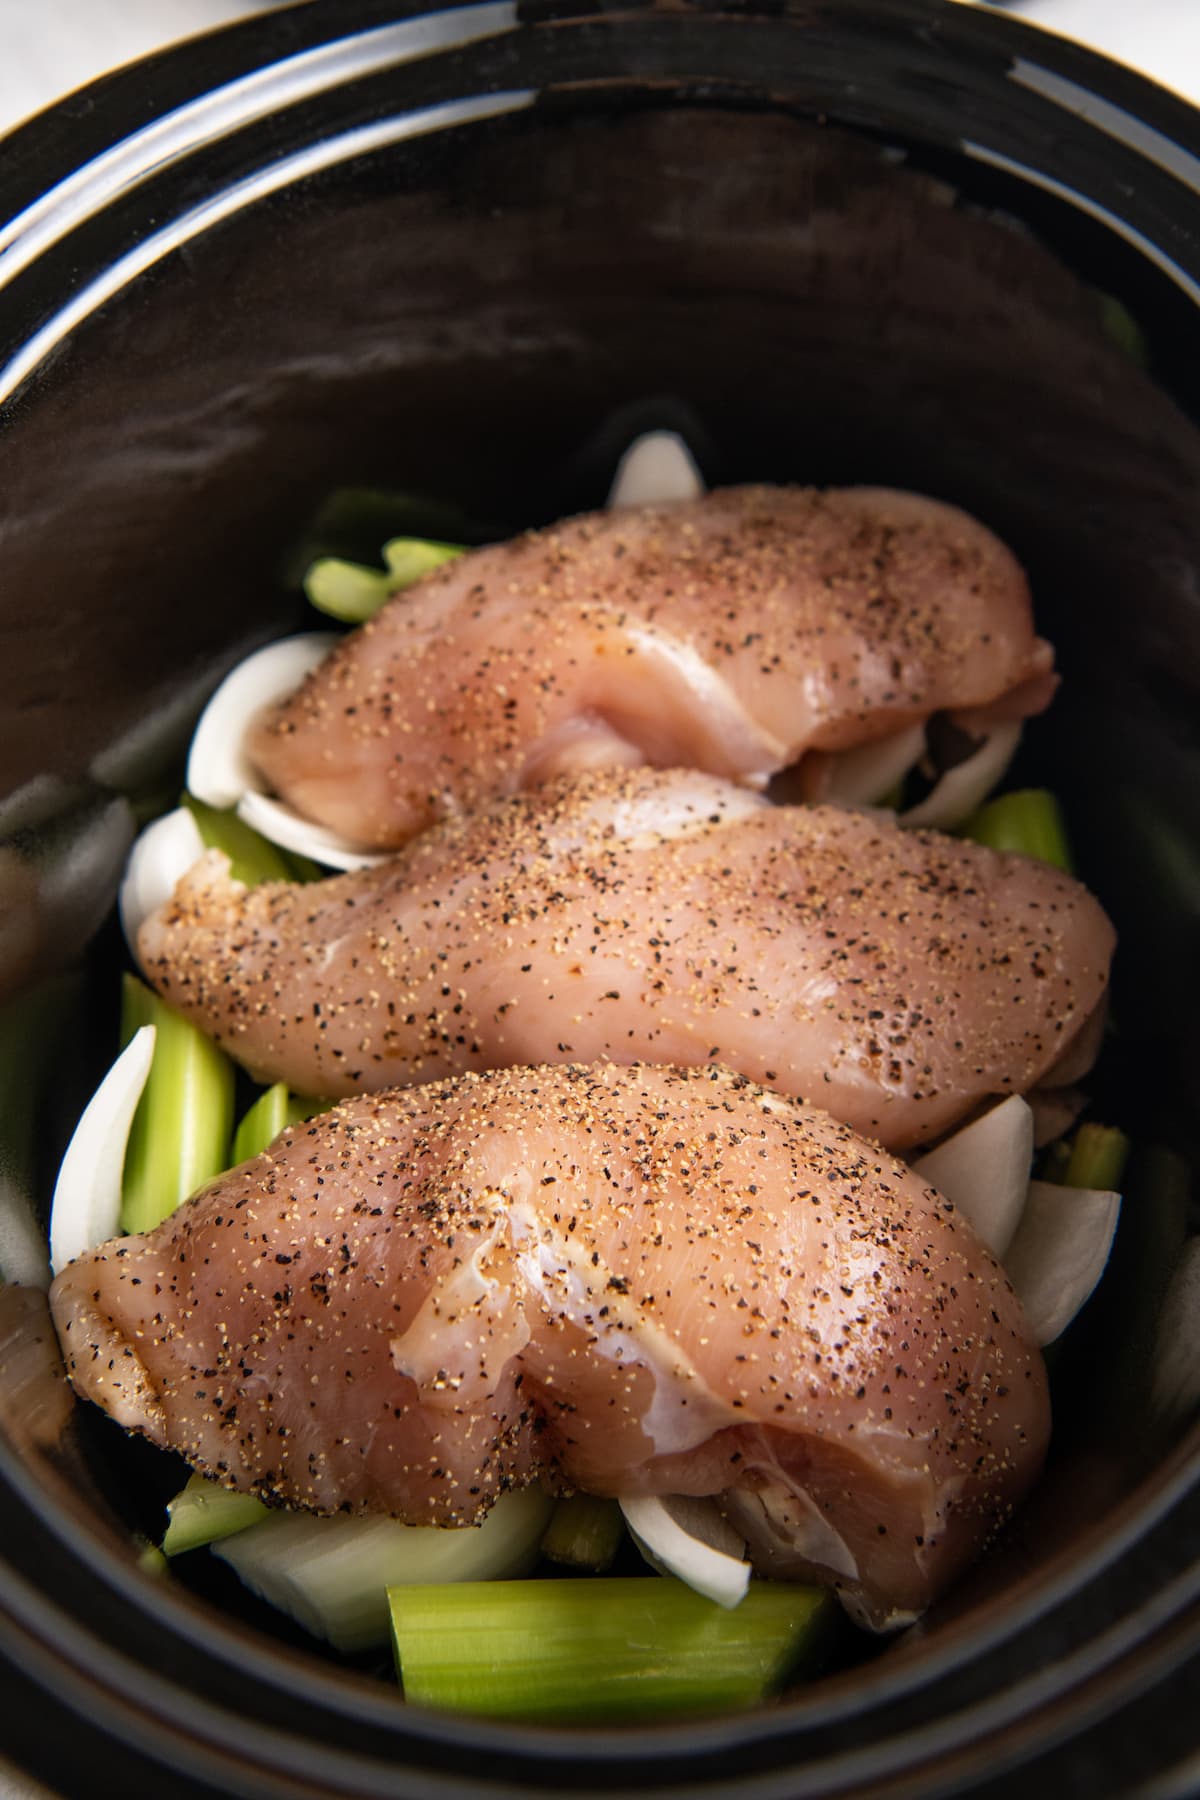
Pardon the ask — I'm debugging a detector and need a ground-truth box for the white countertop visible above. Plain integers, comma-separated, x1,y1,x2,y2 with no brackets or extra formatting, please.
0,0,1198,138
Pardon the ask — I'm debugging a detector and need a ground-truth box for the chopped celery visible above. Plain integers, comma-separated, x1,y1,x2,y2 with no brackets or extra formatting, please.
540,1495,624,1572
1031,1111,1127,1193
1096,292,1150,367
1064,1122,1130,1194
963,788,1073,872
305,539,464,624
184,794,320,886
304,557,393,622
119,974,235,1233
217,1488,554,1653
231,1083,327,1166
382,536,463,585
280,484,484,589
389,1577,832,1720
162,1472,268,1556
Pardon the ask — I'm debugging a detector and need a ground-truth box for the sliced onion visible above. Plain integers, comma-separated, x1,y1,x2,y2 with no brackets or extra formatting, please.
215,1486,554,1652
607,431,706,508
900,721,1021,830
186,633,338,810
49,1026,156,1274
1002,1178,1121,1345
821,723,926,807
186,632,392,870
236,792,389,873
912,1096,1034,1257
1149,1238,1200,1429
620,1494,750,1609
119,807,207,955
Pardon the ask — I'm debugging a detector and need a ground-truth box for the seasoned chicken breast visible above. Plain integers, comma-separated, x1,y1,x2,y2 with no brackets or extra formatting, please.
248,486,1055,850
139,768,1114,1150
50,1062,1050,1629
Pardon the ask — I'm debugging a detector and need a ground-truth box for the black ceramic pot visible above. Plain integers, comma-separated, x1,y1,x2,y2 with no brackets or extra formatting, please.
0,3,1197,1795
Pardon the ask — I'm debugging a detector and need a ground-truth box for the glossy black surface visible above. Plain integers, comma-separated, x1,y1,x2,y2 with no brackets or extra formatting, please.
0,2,1197,1794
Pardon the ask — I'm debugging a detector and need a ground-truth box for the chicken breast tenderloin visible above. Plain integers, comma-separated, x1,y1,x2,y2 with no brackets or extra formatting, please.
50,1063,1050,1630
248,486,1056,850
139,768,1115,1151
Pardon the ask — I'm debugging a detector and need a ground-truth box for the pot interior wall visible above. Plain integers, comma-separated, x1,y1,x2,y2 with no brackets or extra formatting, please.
0,94,1197,1687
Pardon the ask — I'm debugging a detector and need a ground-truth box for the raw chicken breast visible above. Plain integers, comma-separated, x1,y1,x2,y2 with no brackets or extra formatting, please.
248,486,1055,850
138,768,1115,1150
49,1062,1050,1629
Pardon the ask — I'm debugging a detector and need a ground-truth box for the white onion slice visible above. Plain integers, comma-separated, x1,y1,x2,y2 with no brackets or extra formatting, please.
607,431,706,508
822,723,927,807
215,1486,553,1652
236,792,389,873
119,807,207,955
49,1026,156,1275
900,721,1021,830
1149,1238,1200,1428
185,631,395,870
186,632,338,810
620,1494,750,1608
912,1096,1034,1258
1002,1178,1121,1345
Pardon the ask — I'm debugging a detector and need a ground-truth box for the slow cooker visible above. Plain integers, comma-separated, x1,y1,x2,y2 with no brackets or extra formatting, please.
0,2,1197,1793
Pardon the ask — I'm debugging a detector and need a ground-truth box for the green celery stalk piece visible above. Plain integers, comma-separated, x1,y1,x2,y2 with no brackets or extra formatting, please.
279,484,486,590
232,1083,328,1165
162,1471,268,1556
382,537,464,585
304,557,394,623
305,539,465,625
1064,1122,1130,1193
119,974,235,1233
389,1577,832,1721
1095,292,1150,367
540,1495,625,1572
184,795,318,886
963,789,1073,873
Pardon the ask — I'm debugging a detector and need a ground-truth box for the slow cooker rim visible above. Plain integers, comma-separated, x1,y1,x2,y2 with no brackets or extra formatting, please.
4,0,1200,407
